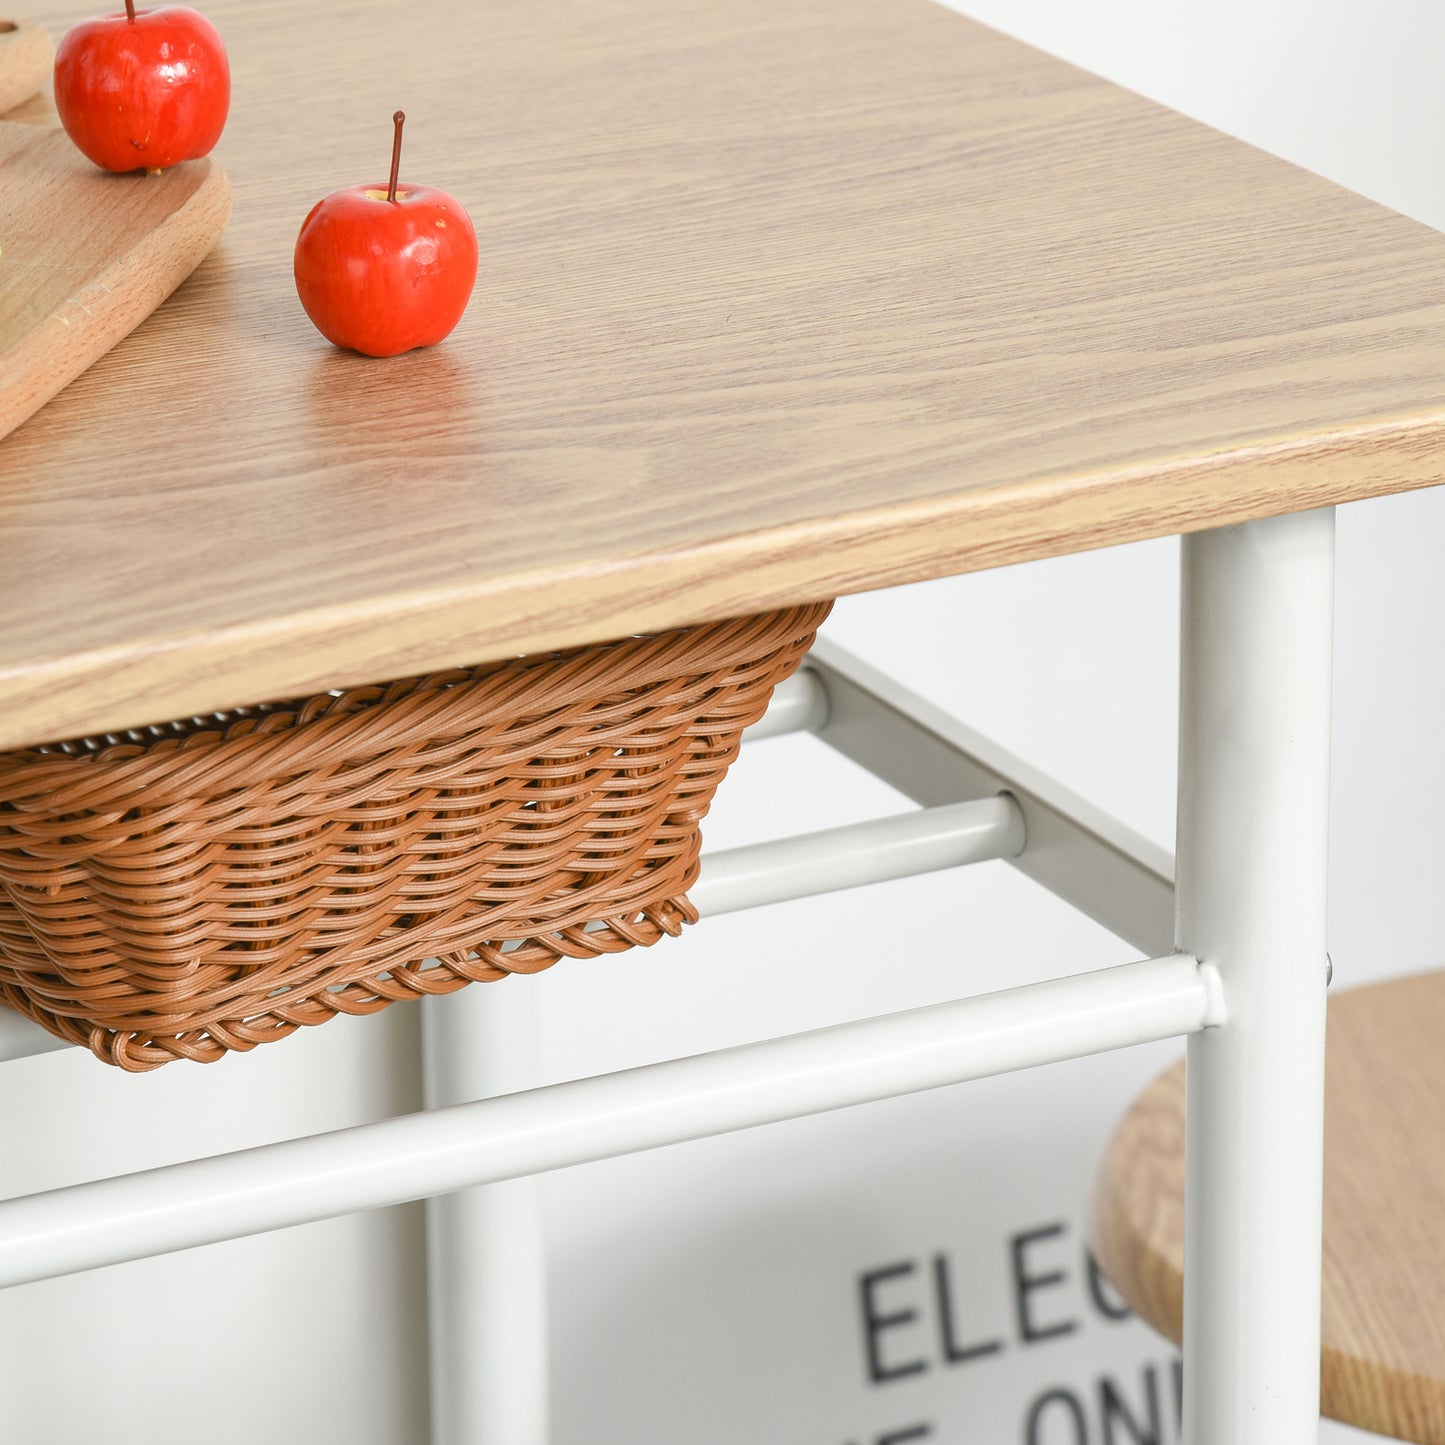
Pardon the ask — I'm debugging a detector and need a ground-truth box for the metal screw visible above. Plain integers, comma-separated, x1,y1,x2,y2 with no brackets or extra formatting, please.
1325,953,1334,987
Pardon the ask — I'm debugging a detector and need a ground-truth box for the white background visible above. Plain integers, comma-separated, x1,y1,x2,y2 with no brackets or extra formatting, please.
5,1,1445,1439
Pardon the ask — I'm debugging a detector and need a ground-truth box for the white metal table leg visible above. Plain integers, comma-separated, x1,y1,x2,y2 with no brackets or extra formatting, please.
422,980,548,1445
1179,509,1334,1444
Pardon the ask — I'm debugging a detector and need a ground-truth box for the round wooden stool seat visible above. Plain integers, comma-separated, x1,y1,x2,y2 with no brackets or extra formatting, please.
1092,969,1445,1443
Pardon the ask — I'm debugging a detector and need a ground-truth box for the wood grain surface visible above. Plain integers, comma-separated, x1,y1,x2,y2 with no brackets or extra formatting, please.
8,0,1445,747
1092,970,1445,1443
0,20,51,114
0,123,231,443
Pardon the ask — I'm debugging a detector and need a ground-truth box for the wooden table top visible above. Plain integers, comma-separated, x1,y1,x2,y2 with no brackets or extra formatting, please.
7,0,1445,748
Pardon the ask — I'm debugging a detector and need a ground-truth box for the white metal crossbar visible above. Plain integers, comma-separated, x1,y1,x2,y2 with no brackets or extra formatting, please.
0,951,1215,1289
690,795,1025,916
805,639,1177,957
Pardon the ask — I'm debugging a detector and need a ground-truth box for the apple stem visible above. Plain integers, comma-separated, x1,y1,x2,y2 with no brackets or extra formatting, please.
387,111,406,204
124,0,136,19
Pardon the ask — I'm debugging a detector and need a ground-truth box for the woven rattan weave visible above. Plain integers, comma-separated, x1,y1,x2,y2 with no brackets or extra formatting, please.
0,602,830,1070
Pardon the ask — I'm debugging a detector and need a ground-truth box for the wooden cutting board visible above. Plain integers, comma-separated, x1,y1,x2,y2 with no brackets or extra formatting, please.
0,20,52,113
0,120,231,440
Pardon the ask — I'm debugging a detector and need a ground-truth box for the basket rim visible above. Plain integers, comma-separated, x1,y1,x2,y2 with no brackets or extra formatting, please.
0,602,832,800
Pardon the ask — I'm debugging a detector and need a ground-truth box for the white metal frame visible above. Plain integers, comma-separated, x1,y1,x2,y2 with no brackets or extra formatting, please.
0,511,1335,1445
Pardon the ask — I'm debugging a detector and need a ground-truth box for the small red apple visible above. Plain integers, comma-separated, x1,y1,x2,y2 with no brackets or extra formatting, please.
294,112,479,359
53,0,229,175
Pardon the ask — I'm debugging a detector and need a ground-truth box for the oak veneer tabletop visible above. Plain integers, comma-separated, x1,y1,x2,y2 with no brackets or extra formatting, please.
7,0,1445,747
1092,970,1445,1444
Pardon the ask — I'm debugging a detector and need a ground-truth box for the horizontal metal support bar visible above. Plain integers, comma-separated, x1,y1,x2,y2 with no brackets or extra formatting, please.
0,953,1211,1287
806,638,1177,957
690,796,1024,917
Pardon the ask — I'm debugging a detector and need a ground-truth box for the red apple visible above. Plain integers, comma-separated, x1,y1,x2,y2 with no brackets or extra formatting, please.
53,1,229,175
294,112,479,359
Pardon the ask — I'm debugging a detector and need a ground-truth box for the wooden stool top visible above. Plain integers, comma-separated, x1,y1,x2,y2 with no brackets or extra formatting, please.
9,0,1445,748
1092,970,1445,1443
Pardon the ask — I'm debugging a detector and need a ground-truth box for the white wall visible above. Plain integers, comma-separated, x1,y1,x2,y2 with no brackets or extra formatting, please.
5,3,1444,1440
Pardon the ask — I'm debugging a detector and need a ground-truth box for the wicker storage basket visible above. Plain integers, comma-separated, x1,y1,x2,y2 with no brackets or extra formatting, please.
0,602,830,1070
